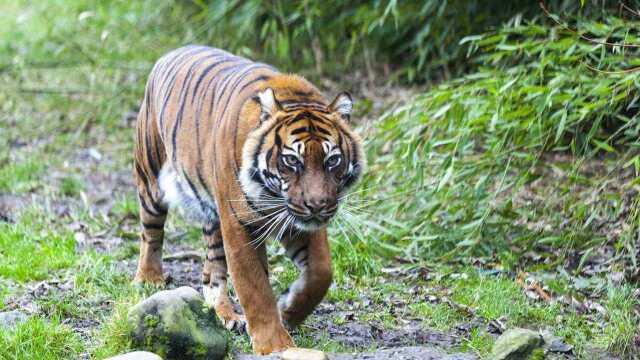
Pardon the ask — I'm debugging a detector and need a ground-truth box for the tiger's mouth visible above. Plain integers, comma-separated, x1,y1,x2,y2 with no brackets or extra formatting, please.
287,204,338,230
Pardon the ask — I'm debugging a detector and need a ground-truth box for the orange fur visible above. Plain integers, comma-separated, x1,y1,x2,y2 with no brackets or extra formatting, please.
133,46,364,354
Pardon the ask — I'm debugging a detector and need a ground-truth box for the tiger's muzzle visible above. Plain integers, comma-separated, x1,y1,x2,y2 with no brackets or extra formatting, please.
287,198,338,228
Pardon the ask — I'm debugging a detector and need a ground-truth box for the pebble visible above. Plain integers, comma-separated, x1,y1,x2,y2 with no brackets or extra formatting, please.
281,348,328,360
105,351,163,360
0,310,28,329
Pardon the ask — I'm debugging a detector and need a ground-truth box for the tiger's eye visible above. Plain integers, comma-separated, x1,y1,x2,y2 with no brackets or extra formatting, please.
326,154,342,168
282,154,300,168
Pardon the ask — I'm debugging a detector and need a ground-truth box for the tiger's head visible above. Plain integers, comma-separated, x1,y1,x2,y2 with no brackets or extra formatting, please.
240,87,365,231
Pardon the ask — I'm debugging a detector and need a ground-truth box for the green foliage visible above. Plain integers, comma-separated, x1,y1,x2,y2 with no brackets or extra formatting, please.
0,159,43,193
601,286,639,356
0,0,602,84
192,1,539,81
364,16,640,259
0,317,82,360
462,327,494,356
0,208,76,282
92,299,136,359
193,0,622,82
59,176,84,197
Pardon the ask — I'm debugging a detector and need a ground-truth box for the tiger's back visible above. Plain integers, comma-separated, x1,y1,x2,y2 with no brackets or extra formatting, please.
135,45,279,225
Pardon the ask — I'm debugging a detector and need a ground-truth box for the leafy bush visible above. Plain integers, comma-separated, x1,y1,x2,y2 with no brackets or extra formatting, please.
2,1,628,84
357,16,640,262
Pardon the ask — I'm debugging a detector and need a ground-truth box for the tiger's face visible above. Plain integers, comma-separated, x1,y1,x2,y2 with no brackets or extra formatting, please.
240,88,365,231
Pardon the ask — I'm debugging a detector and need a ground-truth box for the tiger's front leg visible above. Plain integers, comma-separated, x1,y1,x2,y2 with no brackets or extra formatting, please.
201,221,246,332
219,209,294,354
278,229,332,329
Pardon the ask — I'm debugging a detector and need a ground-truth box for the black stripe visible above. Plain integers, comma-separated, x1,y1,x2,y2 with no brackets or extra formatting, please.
279,99,326,107
207,255,226,262
207,241,224,249
219,64,273,119
212,60,251,111
284,105,330,114
315,125,332,136
191,57,235,104
171,54,214,162
290,245,307,261
135,162,166,217
203,224,218,236
145,132,160,177
252,122,283,170
143,222,164,230
285,111,331,126
293,90,313,97
157,47,207,132
207,63,245,118
290,127,309,135
138,193,166,216
182,170,206,212
265,147,274,165
238,74,271,93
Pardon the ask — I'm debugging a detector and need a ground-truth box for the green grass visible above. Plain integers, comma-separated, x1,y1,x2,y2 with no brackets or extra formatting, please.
0,159,44,193
92,297,138,359
0,209,76,283
59,176,84,197
601,286,639,356
0,317,82,360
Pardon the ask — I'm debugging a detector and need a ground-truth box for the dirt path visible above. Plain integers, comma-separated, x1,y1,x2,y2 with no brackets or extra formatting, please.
235,346,477,360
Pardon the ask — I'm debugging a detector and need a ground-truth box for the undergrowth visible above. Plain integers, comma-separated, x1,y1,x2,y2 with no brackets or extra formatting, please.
358,16,640,267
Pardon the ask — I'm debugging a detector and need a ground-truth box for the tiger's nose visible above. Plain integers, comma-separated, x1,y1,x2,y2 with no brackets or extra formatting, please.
305,198,334,214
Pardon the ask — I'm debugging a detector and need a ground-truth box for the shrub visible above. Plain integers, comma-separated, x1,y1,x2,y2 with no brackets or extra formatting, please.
357,15,640,260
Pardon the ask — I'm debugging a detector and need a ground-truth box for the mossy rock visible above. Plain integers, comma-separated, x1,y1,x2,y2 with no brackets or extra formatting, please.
490,328,543,360
128,286,228,360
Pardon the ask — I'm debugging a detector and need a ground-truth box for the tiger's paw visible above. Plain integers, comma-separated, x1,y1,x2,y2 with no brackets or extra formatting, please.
133,268,165,285
223,314,247,333
204,285,246,333
250,323,294,355
215,304,246,333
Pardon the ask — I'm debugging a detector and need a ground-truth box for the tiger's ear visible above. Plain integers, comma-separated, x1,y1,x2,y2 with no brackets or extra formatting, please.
257,87,281,121
329,92,353,121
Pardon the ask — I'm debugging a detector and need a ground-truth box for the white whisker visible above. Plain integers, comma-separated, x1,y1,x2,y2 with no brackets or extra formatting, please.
244,207,287,226
250,211,288,248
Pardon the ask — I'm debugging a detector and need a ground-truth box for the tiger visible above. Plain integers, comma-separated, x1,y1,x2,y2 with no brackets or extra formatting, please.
132,45,365,354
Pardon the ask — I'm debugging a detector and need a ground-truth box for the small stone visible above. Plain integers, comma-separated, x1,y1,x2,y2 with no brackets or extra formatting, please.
490,328,543,360
105,351,163,360
281,348,328,360
128,286,228,360
0,310,28,329
547,338,572,353
541,330,572,354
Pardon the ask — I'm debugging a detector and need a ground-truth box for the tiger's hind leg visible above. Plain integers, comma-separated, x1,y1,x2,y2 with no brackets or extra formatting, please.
133,93,168,285
202,221,246,332
133,162,168,285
